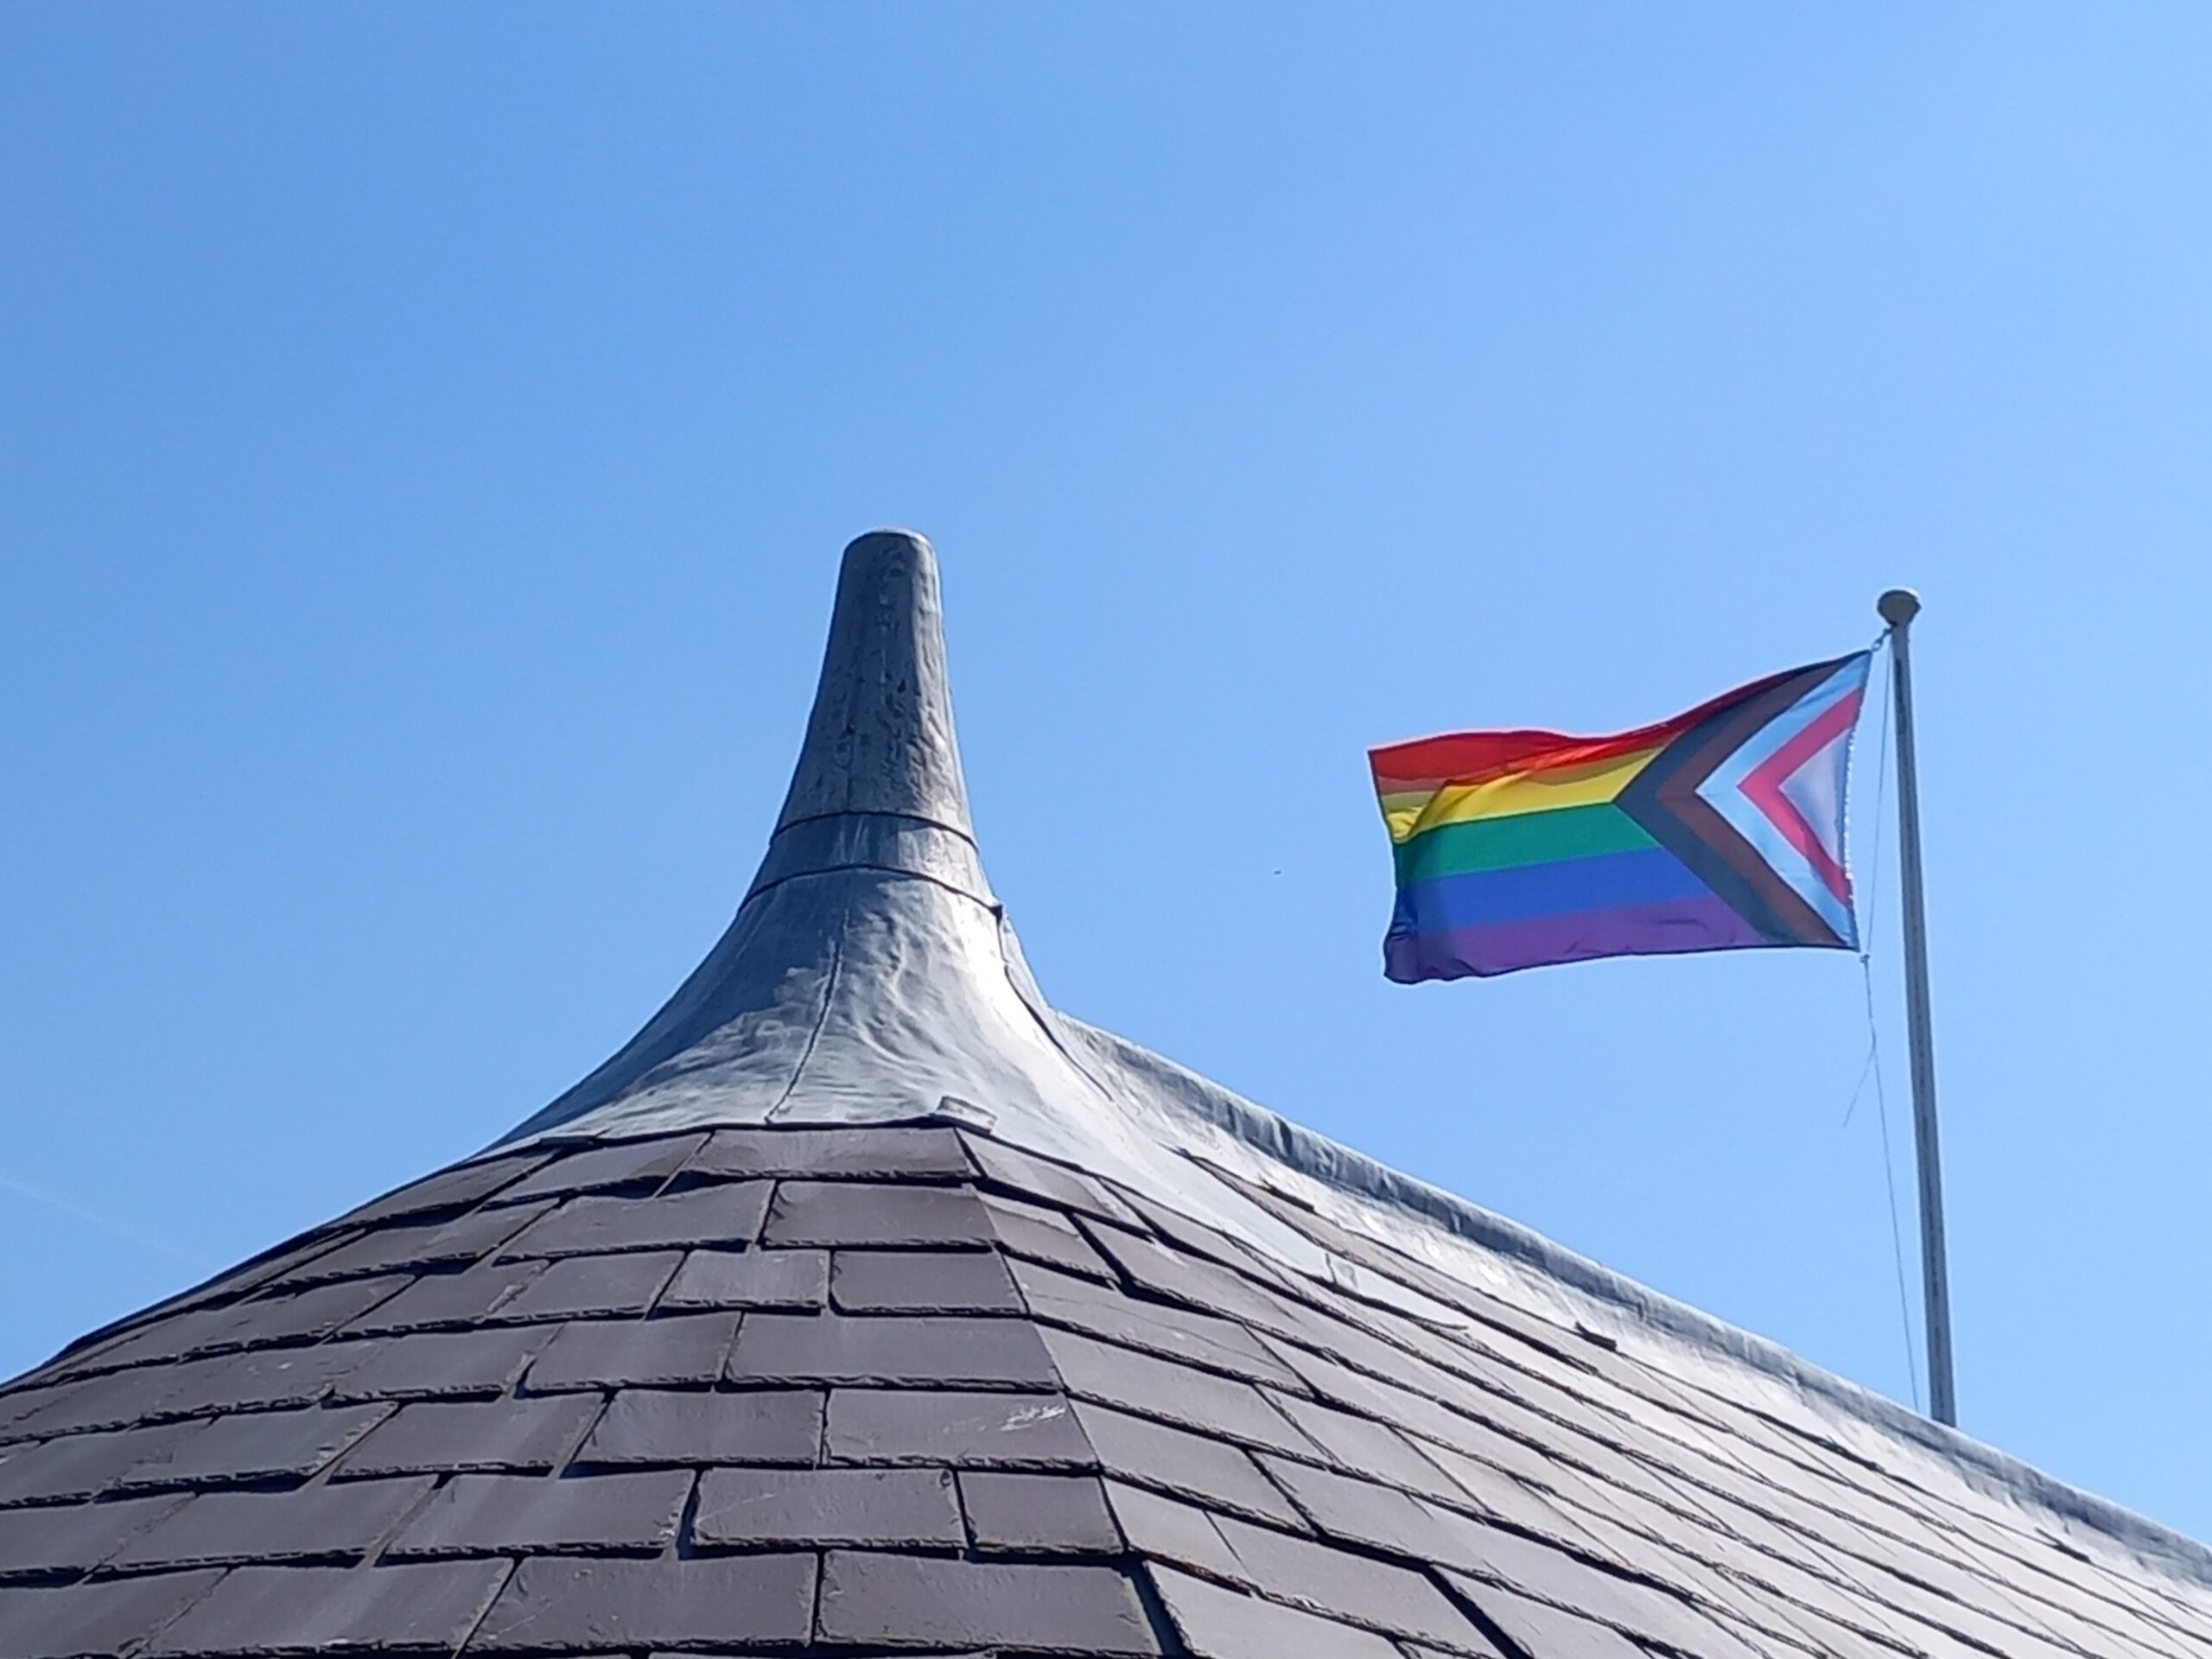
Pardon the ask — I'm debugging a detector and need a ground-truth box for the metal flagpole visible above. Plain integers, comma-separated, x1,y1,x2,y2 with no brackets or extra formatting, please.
1877,588,1956,1427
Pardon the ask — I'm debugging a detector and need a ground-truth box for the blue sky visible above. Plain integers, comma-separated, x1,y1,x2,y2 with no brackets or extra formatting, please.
5,5,2209,1541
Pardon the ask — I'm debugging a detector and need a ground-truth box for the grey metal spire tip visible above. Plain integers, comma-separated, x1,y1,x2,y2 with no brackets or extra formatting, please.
774,530,973,841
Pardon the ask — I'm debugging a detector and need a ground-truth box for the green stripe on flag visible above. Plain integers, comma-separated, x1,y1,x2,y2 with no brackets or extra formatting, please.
1394,803,1657,884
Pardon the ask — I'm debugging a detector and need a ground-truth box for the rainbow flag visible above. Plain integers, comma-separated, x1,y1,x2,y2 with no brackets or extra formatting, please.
1371,653,1872,982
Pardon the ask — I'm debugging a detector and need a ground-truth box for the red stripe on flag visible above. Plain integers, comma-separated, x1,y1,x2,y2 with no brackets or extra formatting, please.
1369,664,1807,795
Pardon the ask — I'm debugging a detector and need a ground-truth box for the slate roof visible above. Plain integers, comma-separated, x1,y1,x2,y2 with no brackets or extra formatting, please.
3,531,2209,1659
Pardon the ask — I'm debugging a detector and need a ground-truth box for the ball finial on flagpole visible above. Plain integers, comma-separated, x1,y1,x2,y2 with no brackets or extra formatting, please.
1878,588,1922,626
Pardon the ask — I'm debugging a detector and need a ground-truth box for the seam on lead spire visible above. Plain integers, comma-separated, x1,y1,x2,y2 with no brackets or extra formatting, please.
766,889,849,1123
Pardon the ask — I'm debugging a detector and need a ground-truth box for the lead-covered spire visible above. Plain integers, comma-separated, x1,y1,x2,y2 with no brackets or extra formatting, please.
501,530,1015,1141
497,531,1333,1288
774,530,973,837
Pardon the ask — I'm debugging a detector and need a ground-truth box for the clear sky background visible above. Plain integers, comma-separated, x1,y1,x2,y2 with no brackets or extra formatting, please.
5,5,2209,1542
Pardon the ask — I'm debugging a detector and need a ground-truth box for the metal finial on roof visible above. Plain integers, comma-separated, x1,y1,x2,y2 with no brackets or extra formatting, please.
774,530,974,839
501,528,1025,1143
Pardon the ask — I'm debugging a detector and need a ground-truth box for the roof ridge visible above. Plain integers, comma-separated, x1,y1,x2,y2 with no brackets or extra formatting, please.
1056,1014,2212,1592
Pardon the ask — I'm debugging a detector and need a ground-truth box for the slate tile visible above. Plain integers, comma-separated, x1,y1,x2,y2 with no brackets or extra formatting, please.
763,1181,994,1248
1408,1434,1613,1549
1211,1510,1497,1650
500,1182,772,1258
1661,1510,1913,1643
728,1313,1055,1387
1956,1546,2194,1659
526,1313,741,1390
2,1365,191,1438
202,1228,410,1310
92,1278,410,1370
1259,1454,1483,1567
1265,1203,1592,1380
1732,1438,1946,1551
2056,1551,2206,1637
487,1249,683,1322
21,1341,123,1391
146,1559,512,1656
389,1469,692,1557
1476,1407,1713,1522
826,1389,1091,1468
1726,1588,1916,1659
1265,1389,1468,1505
695,1465,964,1548
577,1387,823,1467
111,1476,435,1567
1147,1562,1401,1659
982,1190,1116,1278
328,1326,550,1403
331,1151,550,1228
961,1470,1122,1554
0,1385,66,1440
1479,1363,1675,1475
158,1342,380,1417
492,1134,709,1204
834,1249,1021,1313
1682,1442,1898,1548
690,1124,975,1179
0,1568,222,1659
214,1275,416,1350
1438,1531,1768,1659
1253,1294,1485,1418
1862,1560,2080,1659
338,1393,601,1477
964,1134,1142,1224
1443,1574,1654,1659
1632,1533,1893,1659
1074,1402,1302,1525
1217,1177,1489,1319
1357,1300,1540,1400
468,1553,817,1650
342,1259,546,1333
1672,1456,1884,1567
0,1492,187,1577
1017,1260,1306,1387
116,1403,394,1491
1040,1326,1319,1457
1267,1455,1611,1597
1107,1480,1246,1580
1861,1536,2072,1644
0,1421,200,1505
48,1319,194,1383
1266,1340,1517,1473
1113,1189,1294,1279
276,1199,553,1285
817,1549,1160,1655
1288,1281,1490,1394
662,1247,829,1311
68,1306,244,1372
1393,1391,1591,1497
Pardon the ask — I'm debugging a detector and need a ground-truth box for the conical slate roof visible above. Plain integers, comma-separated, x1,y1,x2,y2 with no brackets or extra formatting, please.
3,534,2208,1659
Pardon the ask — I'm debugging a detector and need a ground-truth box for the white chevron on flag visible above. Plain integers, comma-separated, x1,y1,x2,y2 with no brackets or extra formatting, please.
1694,657,1868,949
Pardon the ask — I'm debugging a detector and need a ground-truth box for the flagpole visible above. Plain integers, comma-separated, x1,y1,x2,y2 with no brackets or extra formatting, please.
1877,588,1956,1427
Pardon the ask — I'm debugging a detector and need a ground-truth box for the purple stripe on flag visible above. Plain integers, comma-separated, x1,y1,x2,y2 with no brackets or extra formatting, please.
1384,894,1767,982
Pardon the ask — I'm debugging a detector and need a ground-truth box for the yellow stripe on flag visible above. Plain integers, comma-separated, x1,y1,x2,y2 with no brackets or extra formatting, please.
1384,746,1663,844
